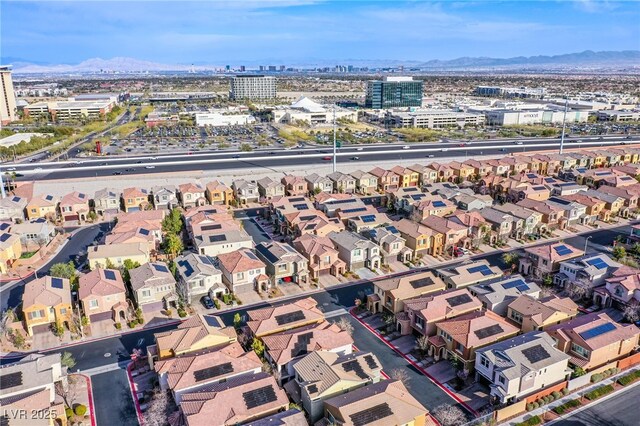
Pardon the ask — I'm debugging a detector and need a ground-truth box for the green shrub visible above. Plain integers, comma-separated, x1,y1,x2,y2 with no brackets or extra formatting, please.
591,373,603,383
222,293,233,305
526,403,534,412
552,391,562,399
65,407,73,418
128,319,138,328
74,404,87,416
138,317,144,325
562,387,570,396
553,399,581,415
532,402,539,409
178,309,187,318
585,384,614,401
515,415,541,426
115,322,122,330
617,369,640,386
214,299,221,309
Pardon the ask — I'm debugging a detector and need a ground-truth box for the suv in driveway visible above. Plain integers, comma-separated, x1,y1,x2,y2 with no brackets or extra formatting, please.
201,295,215,309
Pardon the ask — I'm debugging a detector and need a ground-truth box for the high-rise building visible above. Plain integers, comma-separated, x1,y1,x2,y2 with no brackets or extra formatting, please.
365,76,423,109
0,66,17,125
229,75,277,100
268,65,277,72
240,65,246,72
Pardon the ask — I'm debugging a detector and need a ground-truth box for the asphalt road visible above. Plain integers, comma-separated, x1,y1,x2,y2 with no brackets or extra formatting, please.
91,369,139,426
552,383,640,426
7,135,637,181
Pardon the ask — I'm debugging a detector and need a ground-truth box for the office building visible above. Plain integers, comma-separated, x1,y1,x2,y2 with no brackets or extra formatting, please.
24,99,116,122
229,75,276,100
365,76,423,109
475,86,546,99
387,109,485,129
272,96,357,125
0,66,17,125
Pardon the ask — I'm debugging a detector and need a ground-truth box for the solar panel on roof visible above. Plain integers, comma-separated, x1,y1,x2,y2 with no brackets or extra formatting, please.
299,215,317,221
289,197,305,202
193,362,234,382
204,315,222,328
0,371,23,390
275,310,305,325
342,360,368,379
522,344,551,364
586,258,608,270
201,224,222,231
245,251,260,261
411,194,426,200
527,174,537,179
342,207,367,214
0,233,10,242
361,215,376,223
327,199,352,205
474,324,504,339
292,332,313,357
468,265,493,276
549,197,570,205
544,178,556,183
256,244,279,263
51,277,64,289
502,279,529,291
139,228,150,236
293,204,309,211
178,260,194,277
554,245,573,256
199,255,214,265
432,200,446,208
79,193,86,199
410,277,434,289
0,223,9,231
243,385,278,409
363,355,379,370
350,403,393,426
446,293,473,307
104,270,117,281
152,264,169,273
11,196,20,202
595,171,610,176
532,186,546,191
305,223,316,230
404,187,418,192
386,226,398,234
209,235,227,243
307,384,318,393
579,322,616,340
45,195,53,201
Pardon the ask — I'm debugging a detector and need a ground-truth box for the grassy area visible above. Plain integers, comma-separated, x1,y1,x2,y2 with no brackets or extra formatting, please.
19,251,37,259
501,125,560,137
584,384,614,401
396,128,444,142
515,415,541,426
617,370,640,386
111,121,144,138
278,128,316,143
552,399,581,415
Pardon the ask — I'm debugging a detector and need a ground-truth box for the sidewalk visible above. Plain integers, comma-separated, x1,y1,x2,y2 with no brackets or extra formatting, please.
67,373,97,426
504,366,640,425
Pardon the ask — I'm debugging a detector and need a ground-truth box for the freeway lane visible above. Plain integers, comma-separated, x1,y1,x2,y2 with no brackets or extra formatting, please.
10,137,639,181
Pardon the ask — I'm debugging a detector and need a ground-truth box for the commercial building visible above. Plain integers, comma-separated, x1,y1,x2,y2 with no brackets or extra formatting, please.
597,110,640,122
229,75,276,100
365,76,423,109
0,65,17,124
475,86,546,99
195,112,256,127
24,99,116,121
272,96,357,125
387,109,485,129
482,108,589,126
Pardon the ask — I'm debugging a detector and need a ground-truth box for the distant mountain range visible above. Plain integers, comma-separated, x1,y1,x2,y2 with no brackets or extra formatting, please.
3,50,639,74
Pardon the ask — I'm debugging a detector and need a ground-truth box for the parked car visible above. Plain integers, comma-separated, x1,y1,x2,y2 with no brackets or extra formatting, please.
201,295,215,309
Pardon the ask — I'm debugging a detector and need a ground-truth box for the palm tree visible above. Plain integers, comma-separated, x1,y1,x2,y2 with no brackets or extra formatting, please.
502,252,520,270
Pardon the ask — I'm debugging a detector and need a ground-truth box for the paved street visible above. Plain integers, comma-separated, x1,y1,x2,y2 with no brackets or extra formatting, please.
552,384,640,426
91,369,139,426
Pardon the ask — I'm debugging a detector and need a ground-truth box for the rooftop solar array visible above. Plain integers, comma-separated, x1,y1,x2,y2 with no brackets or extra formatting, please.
467,265,494,276
342,360,368,379
544,178,556,183
79,193,86,199
363,355,379,370
526,174,537,179
51,277,64,289
245,251,260,261
579,322,616,340
243,385,278,409
0,233,10,242
474,324,504,340
342,207,367,214
139,228,150,236
549,197,570,205
305,223,317,230
586,258,608,270
193,362,234,382
199,255,214,265
204,315,222,328
0,371,23,390
307,384,318,394
0,223,9,231
404,187,419,192
299,215,317,221
386,226,399,234
532,186,546,191
360,215,376,223
178,260,194,277
350,403,393,426
104,270,117,281
446,293,473,307
45,195,54,201
289,197,305,202
410,277,434,289
553,245,573,256
209,235,227,243
411,194,426,200
11,196,21,202
432,200,447,208
292,332,313,357
595,171,611,176
327,199,353,205
522,344,551,364
201,224,222,231
274,310,305,326
256,244,279,263
501,279,530,292
152,264,169,273
293,204,309,211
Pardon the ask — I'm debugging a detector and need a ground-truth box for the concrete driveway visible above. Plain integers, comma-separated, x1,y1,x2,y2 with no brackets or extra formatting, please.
424,360,457,383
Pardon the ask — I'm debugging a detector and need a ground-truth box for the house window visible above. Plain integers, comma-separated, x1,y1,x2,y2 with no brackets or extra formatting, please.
237,272,245,280
571,343,590,358
60,308,67,315
510,310,523,324
141,290,151,298
455,342,464,353
30,310,44,319
324,255,331,263
439,330,452,342
278,264,287,272
614,286,624,297
498,375,506,384
89,300,99,309
353,249,362,257
415,316,424,330
480,356,490,369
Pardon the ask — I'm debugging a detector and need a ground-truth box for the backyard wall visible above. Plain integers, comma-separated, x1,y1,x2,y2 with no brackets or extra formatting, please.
618,352,640,370
494,400,527,423
524,381,567,404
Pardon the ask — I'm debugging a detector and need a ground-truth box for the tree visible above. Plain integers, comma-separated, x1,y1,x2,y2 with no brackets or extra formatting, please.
162,208,183,235
50,261,78,287
333,317,354,336
143,389,171,426
233,313,242,329
239,143,253,152
163,233,184,259
416,335,429,357
623,305,640,323
0,308,15,339
542,274,554,287
432,404,467,426
61,351,76,369
566,280,591,300
122,259,141,284
252,338,265,359
105,258,117,269
55,375,79,408
388,368,411,388
502,252,519,269
612,246,627,260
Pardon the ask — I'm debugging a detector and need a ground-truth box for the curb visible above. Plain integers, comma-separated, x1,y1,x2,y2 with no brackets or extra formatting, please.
350,307,479,417
73,373,97,426
126,361,145,426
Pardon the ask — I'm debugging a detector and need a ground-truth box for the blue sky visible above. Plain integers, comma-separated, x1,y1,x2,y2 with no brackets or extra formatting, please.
2,0,639,65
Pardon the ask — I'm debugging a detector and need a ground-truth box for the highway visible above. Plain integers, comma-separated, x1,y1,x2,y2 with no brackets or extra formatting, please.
4,135,636,181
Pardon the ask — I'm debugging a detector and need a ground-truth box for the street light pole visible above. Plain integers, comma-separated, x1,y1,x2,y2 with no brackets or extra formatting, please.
584,235,592,254
559,98,568,155
333,104,337,173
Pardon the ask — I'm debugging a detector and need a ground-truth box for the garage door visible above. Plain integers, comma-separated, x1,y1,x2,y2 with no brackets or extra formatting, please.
64,214,79,221
234,283,254,294
90,311,113,322
31,323,52,335
141,301,164,313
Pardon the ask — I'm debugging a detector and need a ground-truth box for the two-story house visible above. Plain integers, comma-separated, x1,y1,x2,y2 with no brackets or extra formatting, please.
349,170,378,195
246,297,324,339
281,175,308,196
130,262,178,313
328,230,381,271
0,195,27,223
93,188,121,216
232,179,260,204
507,295,579,332
395,218,443,257
367,271,445,315
79,268,128,325
255,241,308,286
519,242,583,279
293,234,346,279
215,248,269,294
554,253,620,291
58,191,90,222
362,225,411,262
205,180,234,205
469,275,541,316
175,253,226,303
327,172,357,194
151,185,178,210
369,167,400,192
22,276,72,336
178,182,206,209
121,187,150,212
257,177,286,200
438,259,503,289
305,173,334,194
593,266,640,309
26,194,58,220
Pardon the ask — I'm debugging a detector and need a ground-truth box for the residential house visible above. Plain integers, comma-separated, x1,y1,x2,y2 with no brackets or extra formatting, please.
78,268,128,325
155,342,262,403
281,175,308,197
554,253,621,290
255,241,308,286
453,193,493,211
205,180,234,205
151,185,178,210
389,186,428,213
112,210,165,242
475,331,571,404
427,162,455,182
328,230,381,271
262,321,353,384
519,242,584,278
563,193,608,223
593,266,640,310
550,182,588,197
175,253,226,303
293,234,345,280
390,165,420,187
362,225,411,262
130,262,178,313
147,314,236,364
104,226,156,253
121,187,150,212
93,188,120,216
408,163,438,186
429,310,520,371
397,288,482,337
449,210,491,248
596,185,640,217
0,231,21,274
464,159,494,177
215,248,268,294
438,259,503,289
369,167,400,192
546,312,640,370
507,295,579,332
493,203,542,236
177,373,288,426
291,350,382,423
177,183,206,209
10,218,56,249
58,191,90,222
546,196,588,227
469,275,541,316
257,177,286,200
449,161,476,181
327,172,357,193
421,215,470,255
347,212,391,232
516,198,564,229
0,195,27,222
87,242,150,269
246,297,324,339
367,271,446,314
22,276,72,336
305,173,334,194
395,218,443,257
232,179,260,204
411,198,457,222
349,170,378,195
26,194,58,220
584,189,625,216
321,380,428,426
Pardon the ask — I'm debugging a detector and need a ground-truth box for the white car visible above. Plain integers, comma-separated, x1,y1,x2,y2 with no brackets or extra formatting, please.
150,157,157,160
7,167,16,171
145,165,155,169
356,147,363,151
402,145,411,150
34,167,42,171
441,148,449,152
515,141,523,145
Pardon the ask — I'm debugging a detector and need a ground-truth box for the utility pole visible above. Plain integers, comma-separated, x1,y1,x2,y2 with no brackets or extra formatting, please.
0,163,5,198
333,103,337,173
559,98,568,154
